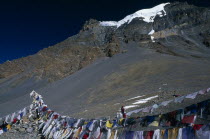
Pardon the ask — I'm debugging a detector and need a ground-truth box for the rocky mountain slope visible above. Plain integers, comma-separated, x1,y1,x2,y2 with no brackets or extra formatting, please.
0,2,210,118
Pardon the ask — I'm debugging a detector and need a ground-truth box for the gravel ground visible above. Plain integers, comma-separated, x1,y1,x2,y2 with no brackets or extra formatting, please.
1,44,210,119
1,44,210,138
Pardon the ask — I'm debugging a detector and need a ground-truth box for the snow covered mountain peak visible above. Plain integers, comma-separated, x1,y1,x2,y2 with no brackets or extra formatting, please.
100,3,170,28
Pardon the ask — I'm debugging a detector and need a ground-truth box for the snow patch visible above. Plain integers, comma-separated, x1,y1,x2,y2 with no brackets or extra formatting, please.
148,29,155,35
133,95,159,105
148,29,155,42
151,36,155,42
114,103,120,105
100,3,170,28
124,105,138,110
125,95,145,101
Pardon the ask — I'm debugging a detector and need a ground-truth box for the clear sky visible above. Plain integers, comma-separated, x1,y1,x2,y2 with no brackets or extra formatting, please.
0,0,210,63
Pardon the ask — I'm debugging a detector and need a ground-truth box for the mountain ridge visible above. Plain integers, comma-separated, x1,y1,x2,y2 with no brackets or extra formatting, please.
0,2,210,118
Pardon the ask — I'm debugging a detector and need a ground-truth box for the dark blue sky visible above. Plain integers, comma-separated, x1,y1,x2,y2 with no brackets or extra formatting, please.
0,0,210,63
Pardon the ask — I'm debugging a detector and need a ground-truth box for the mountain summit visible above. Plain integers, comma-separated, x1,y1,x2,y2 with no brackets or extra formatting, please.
0,2,210,118
100,3,170,27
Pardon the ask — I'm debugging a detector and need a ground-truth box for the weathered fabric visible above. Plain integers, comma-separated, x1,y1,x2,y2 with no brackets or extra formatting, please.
185,92,199,99
106,120,113,128
149,121,159,127
151,104,159,113
5,115,10,124
125,131,134,139
160,129,166,139
107,129,112,139
177,128,182,139
193,124,203,131
117,129,126,139
175,109,184,121
152,129,160,139
110,130,116,139
93,127,101,138
48,126,56,138
182,127,195,139
6,124,11,130
74,119,80,128
145,131,154,139
142,107,152,113
100,130,108,139
198,89,207,95
182,115,196,124
133,131,144,139
0,129,3,135
114,130,118,139
163,129,168,139
43,124,53,137
160,100,173,106
168,128,178,139
89,120,96,131
174,96,185,103
196,124,210,139
127,108,143,116
10,112,16,123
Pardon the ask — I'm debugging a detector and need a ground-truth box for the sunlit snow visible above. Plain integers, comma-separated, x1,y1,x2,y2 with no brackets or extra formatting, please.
148,29,155,35
124,105,138,109
125,95,145,101
151,36,155,42
148,29,155,42
132,95,159,105
100,3,170,28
